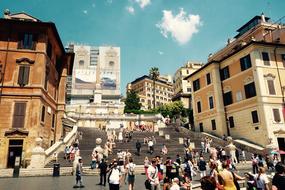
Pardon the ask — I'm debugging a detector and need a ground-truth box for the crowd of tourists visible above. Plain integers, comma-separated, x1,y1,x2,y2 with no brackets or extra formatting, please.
62,127,285,190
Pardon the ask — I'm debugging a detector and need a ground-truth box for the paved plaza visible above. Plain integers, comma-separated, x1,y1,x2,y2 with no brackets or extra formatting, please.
0,164,254,190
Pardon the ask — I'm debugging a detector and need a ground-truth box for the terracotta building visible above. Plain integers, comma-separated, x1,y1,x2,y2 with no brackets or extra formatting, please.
127,75,174,110
186,14,285,151
0,11,74,168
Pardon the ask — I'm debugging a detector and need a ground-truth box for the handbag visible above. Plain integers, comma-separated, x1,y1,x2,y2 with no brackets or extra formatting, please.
144,180,151,190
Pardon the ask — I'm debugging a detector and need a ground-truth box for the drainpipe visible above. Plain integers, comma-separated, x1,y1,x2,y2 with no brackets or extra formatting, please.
0,24,11,104
218,63,231,136
274,47,285,120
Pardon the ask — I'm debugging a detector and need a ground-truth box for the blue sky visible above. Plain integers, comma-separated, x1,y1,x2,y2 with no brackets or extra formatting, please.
1,0,284,95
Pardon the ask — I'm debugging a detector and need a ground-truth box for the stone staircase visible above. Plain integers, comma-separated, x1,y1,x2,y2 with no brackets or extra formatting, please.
46,127,107,167
108,131,187,164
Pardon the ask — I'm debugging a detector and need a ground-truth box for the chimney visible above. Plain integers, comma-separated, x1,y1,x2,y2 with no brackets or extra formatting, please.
261,12,266,22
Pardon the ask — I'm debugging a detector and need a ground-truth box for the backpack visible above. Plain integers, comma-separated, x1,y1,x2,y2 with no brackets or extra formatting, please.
184,162,191,174
128,164,135,176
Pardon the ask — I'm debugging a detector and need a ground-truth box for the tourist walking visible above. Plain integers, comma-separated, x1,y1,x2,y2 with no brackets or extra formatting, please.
98,158,108,186
272,162,285,190
126,158,136,190
198,156,207,178
136,140,141,156
148,139,154,154
108,160,121,190
73,157,84,188
146,158,160,190
252,154,259,174
254,167,269,190
90,151,97,169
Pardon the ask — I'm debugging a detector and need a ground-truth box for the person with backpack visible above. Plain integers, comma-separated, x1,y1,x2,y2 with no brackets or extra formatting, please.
184,159,193,180
136,140,141,156
198,156,207,178
126,158,136,190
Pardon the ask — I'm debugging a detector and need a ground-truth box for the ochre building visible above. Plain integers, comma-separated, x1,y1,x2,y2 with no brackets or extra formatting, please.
0,11,74,168
186,14,285,149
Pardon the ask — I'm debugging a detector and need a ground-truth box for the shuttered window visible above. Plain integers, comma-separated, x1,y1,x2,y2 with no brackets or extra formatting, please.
197,101,201,113
229,116,235,128
41,106,45,122
251,110,259,123
262,52,270,66
206,73,211,85
267,80,276,95
18,66,30,87
220,66,230,81
52,113,56,128
273,109,281,122
211,119,216,130
223,91,233,106
244,82,256,98
209,96,214,109
240,54,252,71
12,102,26,128
18,33,37,50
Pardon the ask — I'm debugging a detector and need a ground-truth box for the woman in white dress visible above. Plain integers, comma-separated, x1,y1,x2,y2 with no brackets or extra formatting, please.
118,131,123,143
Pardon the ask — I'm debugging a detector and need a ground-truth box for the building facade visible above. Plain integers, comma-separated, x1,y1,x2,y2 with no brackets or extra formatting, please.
127,75,174,110
0,11,74,168
67,44,121,105
172,62,203,109
186,14,285,149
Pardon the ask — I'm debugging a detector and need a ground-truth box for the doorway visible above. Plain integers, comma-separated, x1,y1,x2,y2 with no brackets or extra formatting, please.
277,138,285,163
7,139,23,168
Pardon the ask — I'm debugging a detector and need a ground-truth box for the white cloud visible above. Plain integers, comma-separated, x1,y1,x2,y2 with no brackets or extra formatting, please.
135,0,151,9
156,8,201,45
126,6,135,14
158,51,164,55
92,3,96,8
83,10,88,14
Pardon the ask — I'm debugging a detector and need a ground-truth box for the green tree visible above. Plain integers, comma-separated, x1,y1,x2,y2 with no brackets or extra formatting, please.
124,90,141,112
149,67,160,109
155,101,184,119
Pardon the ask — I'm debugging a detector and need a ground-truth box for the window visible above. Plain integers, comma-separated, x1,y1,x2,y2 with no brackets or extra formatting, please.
251,110,259,123
244,82,256,98
12,102,26,128
236,91,243,102
273,109,281,123
52,113,56,128
18,66,30,87
187,88,191,92
220,66,230,81
223,91,233,106
229,116,235,128
206,73,211,85
267,80,276,95
18,33,36,50
79,60,84,65
211,119,216,130
199,123,203,132
209,96,214,109
240,54,252,71
193,79,200,91
262,52,270,66
197,101,201,113
109,61,115,66
41,106,46,122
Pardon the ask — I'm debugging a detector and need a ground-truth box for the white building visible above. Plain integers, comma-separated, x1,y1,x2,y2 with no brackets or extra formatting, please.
67,44,121,104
